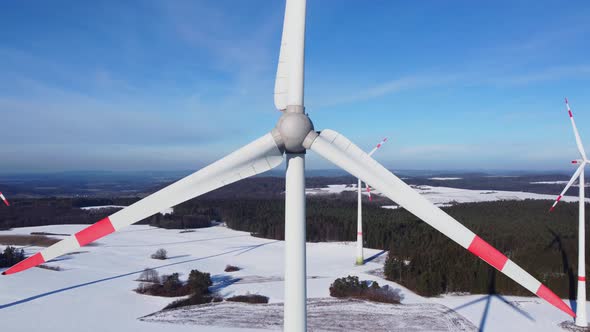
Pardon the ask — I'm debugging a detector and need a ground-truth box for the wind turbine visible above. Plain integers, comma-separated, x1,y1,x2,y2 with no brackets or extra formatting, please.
549,97,587,327
0,191,9,206
3,0,575,329
356,137,387,265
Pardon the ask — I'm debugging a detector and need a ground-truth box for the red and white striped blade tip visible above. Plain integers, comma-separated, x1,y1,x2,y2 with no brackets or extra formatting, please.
468,235,575,317
548,196,562,212
2,217,116,275
2,252,44,275
366,186,372,201
0,193,8,206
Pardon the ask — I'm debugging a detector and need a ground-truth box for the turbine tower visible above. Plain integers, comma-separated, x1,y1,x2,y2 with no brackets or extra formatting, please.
3,0,575,330
356,137,387,265
549,98,587,327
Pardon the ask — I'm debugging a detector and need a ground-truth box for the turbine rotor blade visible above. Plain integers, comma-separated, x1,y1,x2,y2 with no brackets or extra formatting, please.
364,137,387,201
2,132,284,275
566,98,587,160
0,192,9,206
365,183,372,201
549,164,584,212
310,129,575,317
368,137,388,157
273,0,289,111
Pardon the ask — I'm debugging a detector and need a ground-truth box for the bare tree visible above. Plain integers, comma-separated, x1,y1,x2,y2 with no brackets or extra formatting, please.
151,248,167,260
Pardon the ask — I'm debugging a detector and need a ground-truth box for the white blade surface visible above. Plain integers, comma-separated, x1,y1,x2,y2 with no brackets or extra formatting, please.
273,0,289,111
549,164,584,212
0,192,9,206
286,0,306,107
274,0,306,109
310,129,575,317
3,133,284,275
364,137,387,200
566,98,587,160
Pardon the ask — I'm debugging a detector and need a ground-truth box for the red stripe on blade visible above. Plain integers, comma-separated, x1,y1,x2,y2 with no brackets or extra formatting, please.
536,284,575,317
2,253,45,275
556,195,562,202
467,236,508,270
579,276,586,282
75,217,115,246
357,232,363,236
569,110,573,118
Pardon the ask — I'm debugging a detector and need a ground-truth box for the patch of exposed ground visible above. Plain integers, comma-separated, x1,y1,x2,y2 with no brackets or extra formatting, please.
0,235,60,247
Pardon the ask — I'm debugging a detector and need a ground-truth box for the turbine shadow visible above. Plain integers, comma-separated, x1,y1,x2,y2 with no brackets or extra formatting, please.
448,269,534,332
102,234,249,248
0,247,247,310
209,274,241,293
233,240,280,256
166,254,191,260
545,227,576,310
0,235,284,310
364,250,387,264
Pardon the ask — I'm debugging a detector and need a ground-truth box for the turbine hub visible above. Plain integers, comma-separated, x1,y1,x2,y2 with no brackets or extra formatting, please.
274,107,315,153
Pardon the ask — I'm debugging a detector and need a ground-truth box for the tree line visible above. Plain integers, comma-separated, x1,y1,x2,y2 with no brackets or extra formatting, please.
1,194,587,298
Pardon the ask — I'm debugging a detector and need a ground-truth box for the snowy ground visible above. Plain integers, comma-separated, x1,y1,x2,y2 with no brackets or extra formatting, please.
530,181,590,187
306,184,587,208
0,224,582,331
141,298,477,331
80,205,174,215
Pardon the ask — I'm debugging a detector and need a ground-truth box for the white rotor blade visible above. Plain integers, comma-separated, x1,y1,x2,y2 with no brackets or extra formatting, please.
310,129,575,317
367,137,388,157
364,137,387,200
273,0,289,111
0,192,9,206
566,98,587,160
549,164,584,212
274,0,306,109
365,183,372,201
2,133,284,275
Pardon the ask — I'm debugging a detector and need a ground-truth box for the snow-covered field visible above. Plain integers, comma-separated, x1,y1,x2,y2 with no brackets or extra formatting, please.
80,205,174,215
530,181,590,187
0,224,582,331
306,184,587,208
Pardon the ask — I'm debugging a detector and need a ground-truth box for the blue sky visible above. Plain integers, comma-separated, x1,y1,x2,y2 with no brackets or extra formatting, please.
1,1,589,172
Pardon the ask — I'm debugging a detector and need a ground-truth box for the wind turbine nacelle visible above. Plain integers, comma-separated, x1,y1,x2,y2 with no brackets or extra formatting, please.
274,109,316,153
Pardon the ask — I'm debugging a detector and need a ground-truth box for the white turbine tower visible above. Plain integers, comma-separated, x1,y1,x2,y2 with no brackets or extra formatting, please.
3,0,576,329
0,191,9,206
356,137,387,265
549,97,587,327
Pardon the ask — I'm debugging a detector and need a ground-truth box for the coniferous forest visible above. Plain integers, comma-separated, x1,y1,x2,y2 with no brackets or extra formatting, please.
0,191,587,299
175,196,589,299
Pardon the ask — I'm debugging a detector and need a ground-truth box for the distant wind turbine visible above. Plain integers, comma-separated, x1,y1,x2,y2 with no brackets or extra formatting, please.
549,97,587,327
356,137,387,265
